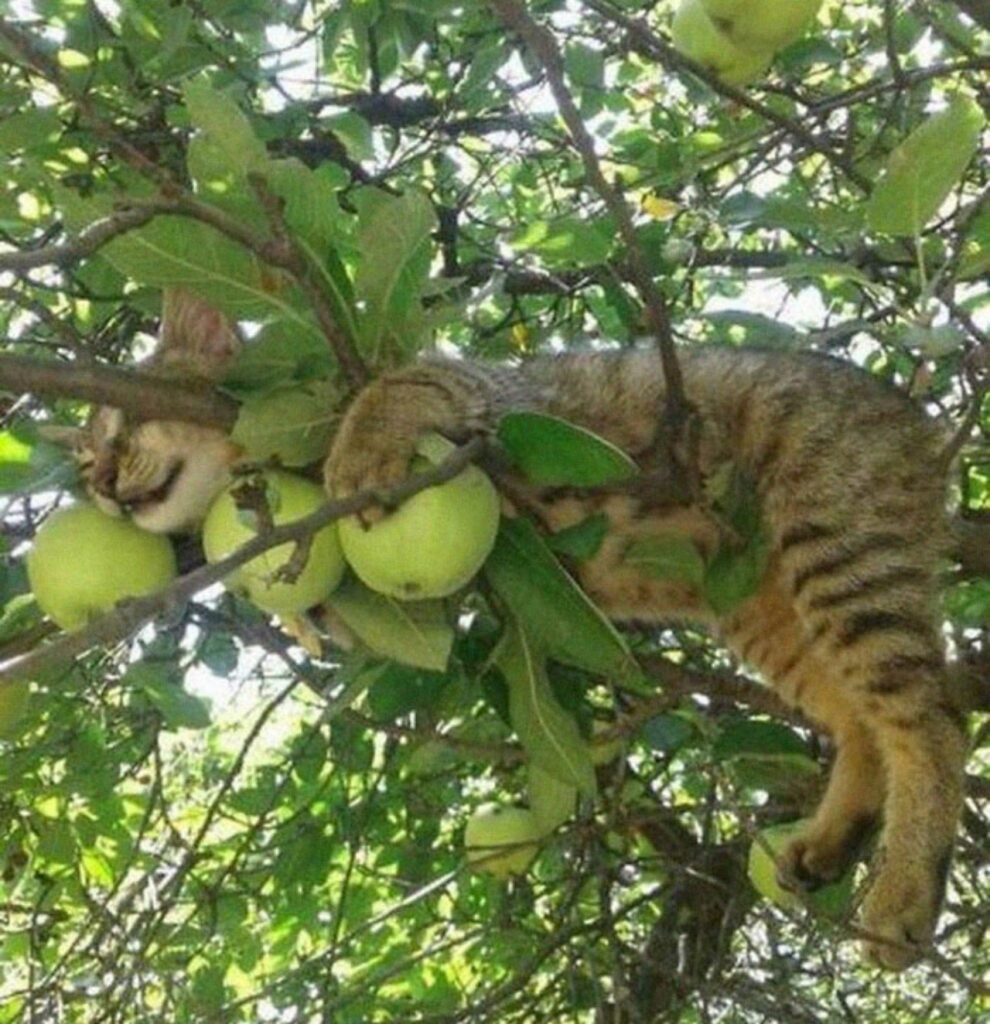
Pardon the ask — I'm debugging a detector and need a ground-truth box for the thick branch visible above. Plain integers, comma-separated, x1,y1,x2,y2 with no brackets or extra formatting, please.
0,438,485,684
0,354,238,429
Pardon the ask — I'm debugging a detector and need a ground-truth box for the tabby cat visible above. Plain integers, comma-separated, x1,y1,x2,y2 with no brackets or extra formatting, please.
68,289,968,971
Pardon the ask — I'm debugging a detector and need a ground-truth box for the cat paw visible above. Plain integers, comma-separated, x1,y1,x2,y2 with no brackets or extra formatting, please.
776,824,857,893
859,870,938,970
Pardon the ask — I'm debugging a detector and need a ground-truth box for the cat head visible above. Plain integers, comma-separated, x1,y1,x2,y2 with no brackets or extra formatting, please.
53,288,244,533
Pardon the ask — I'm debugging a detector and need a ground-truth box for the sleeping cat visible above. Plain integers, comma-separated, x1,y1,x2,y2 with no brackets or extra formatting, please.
66,288,968,971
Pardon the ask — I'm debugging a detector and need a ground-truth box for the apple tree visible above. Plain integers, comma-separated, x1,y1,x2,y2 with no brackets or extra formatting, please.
0,2,989,1022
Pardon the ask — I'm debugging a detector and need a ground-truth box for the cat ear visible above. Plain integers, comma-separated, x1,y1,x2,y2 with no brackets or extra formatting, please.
37,424,83,448
157,287,242,381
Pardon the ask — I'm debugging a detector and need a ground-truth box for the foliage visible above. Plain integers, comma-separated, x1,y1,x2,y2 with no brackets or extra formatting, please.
0,2,988,1023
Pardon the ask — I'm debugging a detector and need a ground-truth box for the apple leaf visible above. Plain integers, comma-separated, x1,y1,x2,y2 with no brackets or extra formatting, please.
326,578,454,672
484,518,635,679
622,534,706,586
547,512,609,561
527,761,578,833
497,412,638,487
496,620,596,796
231,381,336,467
713,720,810,760
353,187,436,358
867,96,986,237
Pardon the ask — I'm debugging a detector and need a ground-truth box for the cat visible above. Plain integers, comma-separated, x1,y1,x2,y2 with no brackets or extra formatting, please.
56,288,244,534
66,289,968,971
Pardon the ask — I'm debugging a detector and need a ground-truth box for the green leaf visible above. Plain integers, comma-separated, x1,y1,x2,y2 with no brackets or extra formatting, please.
327,578,454,672
0,108,61,153
527,761,578,833
511,216,614,267
222,318,335,393
643,712,696,754
353,187,437,357
126,663,212,730
231,380,336,466
485,518,635,679
564,43,604,89
0,426,76,495
496,620,596,796
622,534,705,586
497,412,637,487
703,534,769,616
183,78,269,180
867,96,986,237
366,663,450,720
713,720,810,760
547,513,609,561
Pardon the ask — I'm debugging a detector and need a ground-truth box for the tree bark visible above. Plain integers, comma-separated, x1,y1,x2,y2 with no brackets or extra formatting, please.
0,354,239,429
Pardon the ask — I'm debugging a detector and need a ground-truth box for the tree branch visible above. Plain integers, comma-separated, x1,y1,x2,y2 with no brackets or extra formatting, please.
0,437,485,685
490,0,685,416
0,354,239,429
0,207,157,273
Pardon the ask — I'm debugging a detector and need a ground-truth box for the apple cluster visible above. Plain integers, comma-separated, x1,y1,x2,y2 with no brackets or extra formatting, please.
671,0,822,87
27,438,502,635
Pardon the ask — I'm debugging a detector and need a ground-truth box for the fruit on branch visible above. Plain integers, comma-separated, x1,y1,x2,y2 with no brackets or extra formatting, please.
464,806,542,878
714,0,823,50
28,504,177,630
337,435,500,600
0,681,31,738
202,470,345,616
747,819,855,918
672,0,774,86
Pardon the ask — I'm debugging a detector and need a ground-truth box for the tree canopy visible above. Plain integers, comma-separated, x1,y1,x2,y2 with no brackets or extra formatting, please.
0,1,988,1022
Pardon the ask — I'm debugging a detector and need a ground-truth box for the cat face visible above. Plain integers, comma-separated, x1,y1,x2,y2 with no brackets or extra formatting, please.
58,288,244,533
75,408,241,533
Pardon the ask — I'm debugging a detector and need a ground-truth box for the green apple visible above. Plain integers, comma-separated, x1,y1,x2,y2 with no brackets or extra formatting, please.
726,0,822,50
338,443,499,601
747,819,855,918
0,681,30,739
202,470,345,616
672,0,773,86
699,0,748,16
28,504,177,630
464,805,541,878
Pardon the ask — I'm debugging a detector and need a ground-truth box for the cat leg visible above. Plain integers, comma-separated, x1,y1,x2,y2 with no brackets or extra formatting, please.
856,697,966,969
775,715,882,891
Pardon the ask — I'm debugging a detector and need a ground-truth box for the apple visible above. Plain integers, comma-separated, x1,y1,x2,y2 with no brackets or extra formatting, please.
28,504,177,630
699,0,748,18
202,470,346,616
0,681,30,739
672,0,774,87
747,819,855,918
725,0,822,50
464,806,542,878
337,440,500,600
